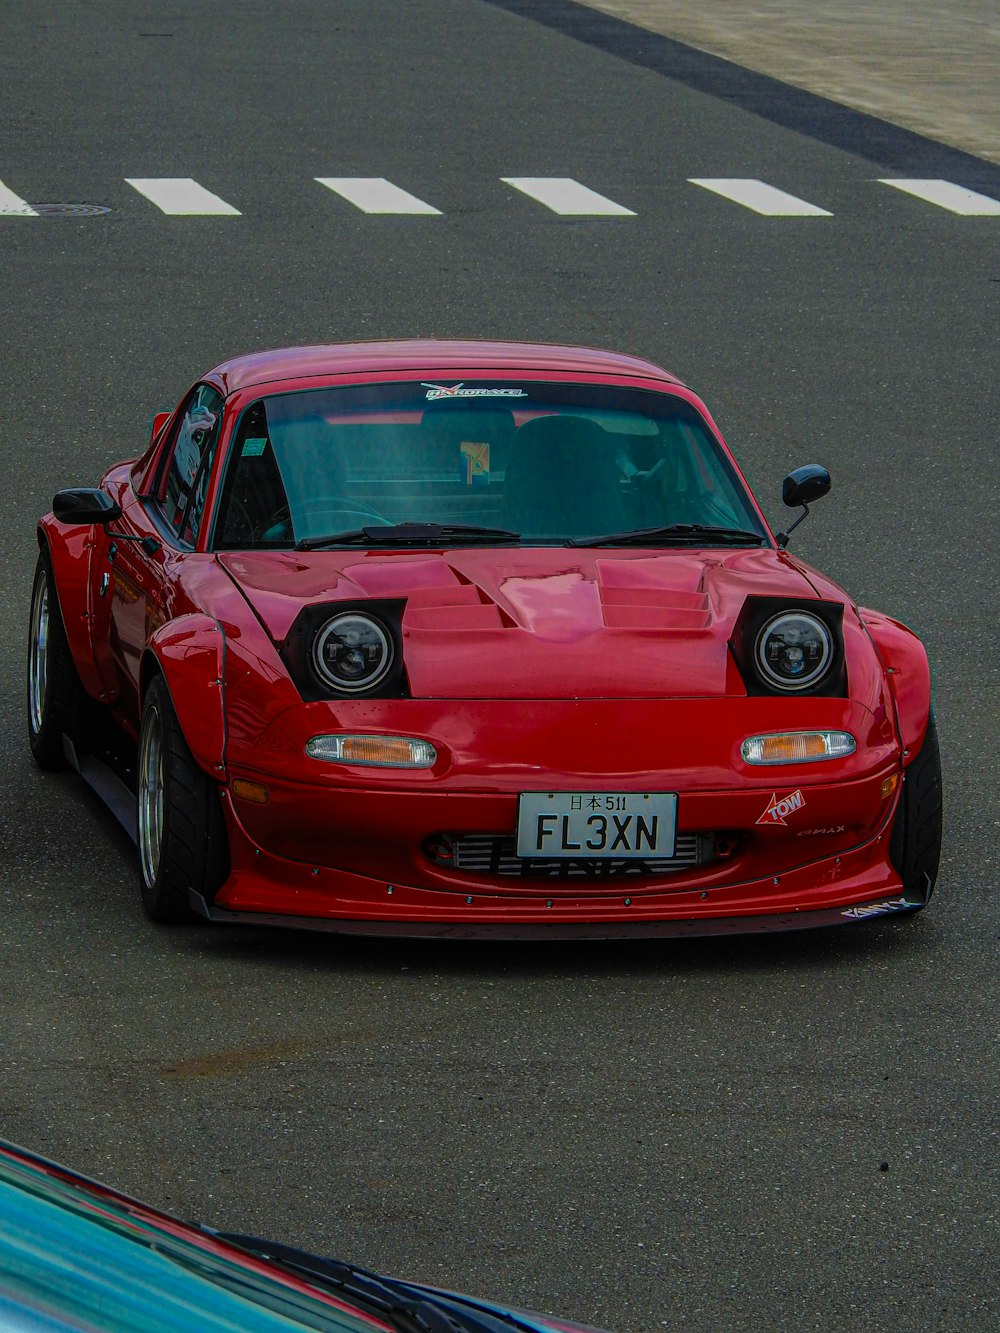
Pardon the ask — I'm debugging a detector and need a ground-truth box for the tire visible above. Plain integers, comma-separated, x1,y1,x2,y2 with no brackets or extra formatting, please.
27,550,86,770
889,710,943,902
137,675,228,923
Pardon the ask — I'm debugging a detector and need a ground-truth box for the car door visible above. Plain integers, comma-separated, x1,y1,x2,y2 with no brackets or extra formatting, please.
106,385,224,722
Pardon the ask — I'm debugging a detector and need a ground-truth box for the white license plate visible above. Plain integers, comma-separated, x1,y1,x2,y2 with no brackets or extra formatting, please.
516,792,677,859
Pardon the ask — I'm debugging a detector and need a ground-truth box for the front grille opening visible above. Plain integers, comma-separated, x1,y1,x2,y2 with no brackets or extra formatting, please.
423,831,728,879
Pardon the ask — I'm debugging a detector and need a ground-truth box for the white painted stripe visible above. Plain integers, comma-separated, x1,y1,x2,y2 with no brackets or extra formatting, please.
125,178,241,215
688,178,832,216
501,177,635,216
878,179,1000,215
316,177,441,214
0,180,36,216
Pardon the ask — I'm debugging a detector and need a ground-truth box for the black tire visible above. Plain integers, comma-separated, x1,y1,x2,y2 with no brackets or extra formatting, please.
889,710,943,902
26,550,86,770
136,675,229,924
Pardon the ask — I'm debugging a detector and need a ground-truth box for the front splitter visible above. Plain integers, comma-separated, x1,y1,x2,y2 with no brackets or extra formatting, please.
188,889,928,940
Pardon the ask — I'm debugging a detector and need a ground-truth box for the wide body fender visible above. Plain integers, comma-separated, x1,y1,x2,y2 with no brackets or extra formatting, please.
858,608,932,764
38,519,117,702
143,615,227,778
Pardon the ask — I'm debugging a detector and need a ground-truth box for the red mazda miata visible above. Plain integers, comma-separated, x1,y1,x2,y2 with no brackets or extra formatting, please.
27,341,941,937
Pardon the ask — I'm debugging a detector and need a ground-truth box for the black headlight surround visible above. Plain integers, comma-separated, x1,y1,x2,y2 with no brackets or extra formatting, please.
280,599,407,701
730,597,846,697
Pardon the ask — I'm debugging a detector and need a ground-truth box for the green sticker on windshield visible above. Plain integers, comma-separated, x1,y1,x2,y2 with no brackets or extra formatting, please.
242,437,268,457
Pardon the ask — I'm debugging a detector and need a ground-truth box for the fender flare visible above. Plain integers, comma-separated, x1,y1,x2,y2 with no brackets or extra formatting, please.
37,520,112,701
142,615,227,778
858,608,932,765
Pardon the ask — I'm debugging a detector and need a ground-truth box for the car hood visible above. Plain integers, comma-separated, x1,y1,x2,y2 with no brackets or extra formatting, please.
217,547,828,699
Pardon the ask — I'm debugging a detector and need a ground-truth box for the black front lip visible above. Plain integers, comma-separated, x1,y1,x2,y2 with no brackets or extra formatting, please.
189,890,929,939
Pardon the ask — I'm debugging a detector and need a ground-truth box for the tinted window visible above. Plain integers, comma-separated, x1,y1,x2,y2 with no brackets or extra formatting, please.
161,385,224,541
213,380,764,548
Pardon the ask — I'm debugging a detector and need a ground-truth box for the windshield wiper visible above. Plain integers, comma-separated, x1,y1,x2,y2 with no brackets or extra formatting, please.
296,523,521,551
214,1232,463,1333
568,523,767,548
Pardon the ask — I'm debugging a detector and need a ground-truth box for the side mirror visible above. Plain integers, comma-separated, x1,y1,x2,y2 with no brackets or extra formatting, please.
776,465,831,548
52,488,122,526
782,464,831,509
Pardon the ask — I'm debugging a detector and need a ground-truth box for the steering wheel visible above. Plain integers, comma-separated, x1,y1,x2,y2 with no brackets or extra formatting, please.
253,496,392,544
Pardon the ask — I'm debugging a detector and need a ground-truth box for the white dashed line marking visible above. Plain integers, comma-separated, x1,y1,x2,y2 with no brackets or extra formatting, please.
315,178,441,214
688,178,832,216
0,181,36,216
501,177,635,216
877,179,1000,215
124,178,241,215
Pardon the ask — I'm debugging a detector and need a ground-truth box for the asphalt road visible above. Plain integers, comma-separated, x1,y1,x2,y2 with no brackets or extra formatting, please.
1,2,997,1330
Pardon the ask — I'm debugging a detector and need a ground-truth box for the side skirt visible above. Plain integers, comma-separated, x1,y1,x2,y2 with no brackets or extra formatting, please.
63,733,138,843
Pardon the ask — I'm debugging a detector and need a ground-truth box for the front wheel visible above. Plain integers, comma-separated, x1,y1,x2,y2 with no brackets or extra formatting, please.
137,676,228,923
890,710,943,902
27,551,85,769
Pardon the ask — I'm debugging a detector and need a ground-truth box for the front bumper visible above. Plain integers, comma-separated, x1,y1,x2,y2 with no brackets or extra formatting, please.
200,788,924,937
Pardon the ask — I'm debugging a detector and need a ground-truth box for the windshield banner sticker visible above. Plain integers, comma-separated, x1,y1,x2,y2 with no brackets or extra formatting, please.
422,383,526,401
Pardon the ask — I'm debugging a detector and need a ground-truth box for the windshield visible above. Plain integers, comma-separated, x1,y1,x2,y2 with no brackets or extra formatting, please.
211,380,766,549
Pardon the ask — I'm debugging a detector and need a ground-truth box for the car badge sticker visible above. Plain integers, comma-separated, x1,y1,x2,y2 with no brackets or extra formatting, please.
460,439,490,485
241,436,268,457
422,382,527,401
757,789,805,825
841,897,912,920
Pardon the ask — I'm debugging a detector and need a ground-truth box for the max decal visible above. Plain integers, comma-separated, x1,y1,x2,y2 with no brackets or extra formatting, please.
757,789,805,826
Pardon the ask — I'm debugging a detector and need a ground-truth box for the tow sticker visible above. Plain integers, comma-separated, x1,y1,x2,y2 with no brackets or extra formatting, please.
757,789,805,826
422,383,526,401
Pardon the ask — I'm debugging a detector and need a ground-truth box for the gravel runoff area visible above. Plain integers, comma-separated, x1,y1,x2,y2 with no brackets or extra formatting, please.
580,0,1000,164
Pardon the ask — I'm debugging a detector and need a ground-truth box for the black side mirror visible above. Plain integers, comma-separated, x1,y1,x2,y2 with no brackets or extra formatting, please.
52,488,122,525
776,465,831,548
782,464,831,509
52,487,161,554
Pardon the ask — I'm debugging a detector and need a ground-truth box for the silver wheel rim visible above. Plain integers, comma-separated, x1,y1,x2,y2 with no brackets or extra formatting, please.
138,705,164,886
28,573,49,735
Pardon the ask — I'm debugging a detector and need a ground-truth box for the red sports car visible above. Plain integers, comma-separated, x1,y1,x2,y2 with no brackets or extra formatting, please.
27,340,941,937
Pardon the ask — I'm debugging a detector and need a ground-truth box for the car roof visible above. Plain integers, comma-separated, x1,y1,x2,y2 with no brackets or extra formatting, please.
207,340,685,395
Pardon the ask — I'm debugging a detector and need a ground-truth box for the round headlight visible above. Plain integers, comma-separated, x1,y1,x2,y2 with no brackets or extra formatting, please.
312,612,393,693
754,611,833,691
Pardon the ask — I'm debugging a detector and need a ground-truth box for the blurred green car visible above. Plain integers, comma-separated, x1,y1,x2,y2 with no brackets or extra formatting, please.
0,1139,601,1333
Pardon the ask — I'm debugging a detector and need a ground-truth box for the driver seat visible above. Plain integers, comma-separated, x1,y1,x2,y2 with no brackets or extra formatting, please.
502,416,628,537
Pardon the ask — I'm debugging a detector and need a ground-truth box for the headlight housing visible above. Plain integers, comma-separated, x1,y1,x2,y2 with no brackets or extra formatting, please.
754,611,833,691
279,599,407,700
312,612,393,693
729,597,845,697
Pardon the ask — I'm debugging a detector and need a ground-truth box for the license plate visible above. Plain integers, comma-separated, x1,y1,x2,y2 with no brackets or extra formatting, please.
516,792,677,859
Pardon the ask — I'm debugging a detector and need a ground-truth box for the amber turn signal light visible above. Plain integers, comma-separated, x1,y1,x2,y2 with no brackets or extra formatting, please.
741,731,856,764
306,734,437,768
232,779,269,804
